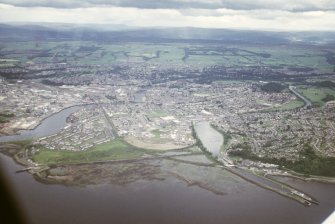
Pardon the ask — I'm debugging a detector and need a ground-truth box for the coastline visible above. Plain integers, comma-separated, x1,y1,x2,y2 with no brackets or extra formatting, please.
268,173,335,184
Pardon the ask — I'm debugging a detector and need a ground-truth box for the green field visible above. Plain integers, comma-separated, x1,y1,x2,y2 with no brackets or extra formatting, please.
1,41,334,72
297,86,335,106
0,112,14,123
266,99,305,112
151,129,161,138
33,139,144,165
279,100,305,110
3,139,32,148
150,109,169,117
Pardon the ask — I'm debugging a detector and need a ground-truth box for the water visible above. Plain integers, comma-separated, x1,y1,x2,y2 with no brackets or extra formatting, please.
1,153,334,224
194,121,223,156
0,105,85,142
0,112,334,223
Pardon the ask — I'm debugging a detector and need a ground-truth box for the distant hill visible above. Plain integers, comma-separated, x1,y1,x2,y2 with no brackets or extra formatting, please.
0,23,335,45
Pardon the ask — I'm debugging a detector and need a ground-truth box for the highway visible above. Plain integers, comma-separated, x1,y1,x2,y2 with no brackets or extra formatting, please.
289,85,312,108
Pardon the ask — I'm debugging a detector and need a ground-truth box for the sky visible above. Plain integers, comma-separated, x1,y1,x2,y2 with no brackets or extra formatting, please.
0,0,334,31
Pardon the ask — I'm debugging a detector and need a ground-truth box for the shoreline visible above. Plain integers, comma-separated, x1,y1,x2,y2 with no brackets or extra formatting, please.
0,147,334,208
268,173,335,184
0,103,95,137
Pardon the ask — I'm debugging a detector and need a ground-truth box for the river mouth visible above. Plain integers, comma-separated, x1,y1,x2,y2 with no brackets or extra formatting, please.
0,110,335,224
1,153,335,224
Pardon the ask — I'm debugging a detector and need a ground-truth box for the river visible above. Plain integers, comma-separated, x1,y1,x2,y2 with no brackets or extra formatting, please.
1,153,335,224
194,121,223,156
0,110,334,223
0,105,86,142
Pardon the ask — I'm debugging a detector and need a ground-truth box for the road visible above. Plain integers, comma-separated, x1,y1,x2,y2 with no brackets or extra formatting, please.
88,95,118,138
224,166,317,206
289,85,312,108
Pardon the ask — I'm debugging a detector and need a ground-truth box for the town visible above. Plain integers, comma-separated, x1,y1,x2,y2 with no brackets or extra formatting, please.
1,56,335,178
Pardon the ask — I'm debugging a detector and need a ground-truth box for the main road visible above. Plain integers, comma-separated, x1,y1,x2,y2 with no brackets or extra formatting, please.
289,85,312,108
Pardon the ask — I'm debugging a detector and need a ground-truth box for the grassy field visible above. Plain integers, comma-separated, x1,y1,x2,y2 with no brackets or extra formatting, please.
1,41,334,71
151,129,161,138
297,86,335,106
270,99,304,111
33,139,144,165
150,109,169,117
2,139,33,148
279,99,305,110
0,112,14,123
260,98,304,112
214,80,252,85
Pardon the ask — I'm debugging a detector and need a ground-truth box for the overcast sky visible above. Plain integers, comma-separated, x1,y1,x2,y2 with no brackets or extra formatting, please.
0,0,334,31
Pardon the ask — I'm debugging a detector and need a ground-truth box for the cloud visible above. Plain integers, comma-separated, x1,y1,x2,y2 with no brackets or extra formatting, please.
0,0,335,12
0,1,334,31
0,3,335,31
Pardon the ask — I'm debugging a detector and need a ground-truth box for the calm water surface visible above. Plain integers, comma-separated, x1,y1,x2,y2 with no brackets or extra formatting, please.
0,112,334,224
194,121,223,156
1,154,335,224
0,105,85,142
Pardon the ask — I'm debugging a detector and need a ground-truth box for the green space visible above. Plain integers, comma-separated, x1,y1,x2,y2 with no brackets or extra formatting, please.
297,86,335,106
0,112,14,123
151,129,161,138
150,109,169,117
265,99,304,112
229,144,335,177
275,99,304,110
3,139,32,148
214,80,251,85
1,41,334,71
33,139,144,165
322,94,335,102
278,99,305,110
